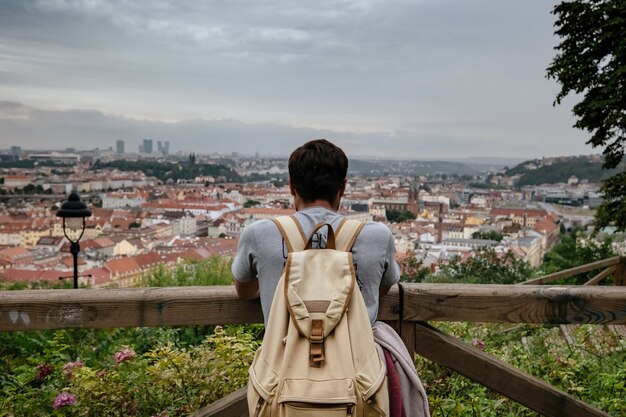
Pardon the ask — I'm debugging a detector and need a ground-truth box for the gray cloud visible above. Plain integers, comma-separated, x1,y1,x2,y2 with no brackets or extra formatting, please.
0,0,596,158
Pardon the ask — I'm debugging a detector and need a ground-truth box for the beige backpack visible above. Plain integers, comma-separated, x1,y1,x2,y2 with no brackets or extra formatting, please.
247,216,389,417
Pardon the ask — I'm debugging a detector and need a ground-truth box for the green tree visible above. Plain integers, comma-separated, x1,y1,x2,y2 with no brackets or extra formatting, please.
243,199,261,208
400,250,431,283
386,210,416,223
471,230,503,242
432,247,533,284
547,0,626,230
141,257,233,287
538,231,615,284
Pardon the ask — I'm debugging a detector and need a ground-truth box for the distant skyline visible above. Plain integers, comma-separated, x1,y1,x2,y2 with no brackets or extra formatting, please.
0,0,595,159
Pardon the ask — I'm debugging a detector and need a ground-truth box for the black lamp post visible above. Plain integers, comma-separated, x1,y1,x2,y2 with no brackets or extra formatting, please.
56,192,92,289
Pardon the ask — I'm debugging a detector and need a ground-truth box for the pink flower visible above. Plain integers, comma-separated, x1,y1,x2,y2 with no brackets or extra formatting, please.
53,392,76,409
62,361,84,378
35,363,54,381
96,370,107,378
115,347,136,364
472,338,486,350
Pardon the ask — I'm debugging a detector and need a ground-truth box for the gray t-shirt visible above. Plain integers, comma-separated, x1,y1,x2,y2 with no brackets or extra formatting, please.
231,207,400,324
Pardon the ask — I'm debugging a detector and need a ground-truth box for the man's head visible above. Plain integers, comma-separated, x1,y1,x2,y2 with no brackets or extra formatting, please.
288,139,348,208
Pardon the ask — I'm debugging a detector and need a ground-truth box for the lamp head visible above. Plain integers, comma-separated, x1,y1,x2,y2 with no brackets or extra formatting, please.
57,192,92,239
56,193,92,219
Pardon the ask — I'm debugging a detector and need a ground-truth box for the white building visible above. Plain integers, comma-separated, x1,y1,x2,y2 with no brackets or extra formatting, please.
101,192,146,209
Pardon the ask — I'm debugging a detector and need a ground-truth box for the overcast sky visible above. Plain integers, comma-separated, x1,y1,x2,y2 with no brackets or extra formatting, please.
0,0,594,159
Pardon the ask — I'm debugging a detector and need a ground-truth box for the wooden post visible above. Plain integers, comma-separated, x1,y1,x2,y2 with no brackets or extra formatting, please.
399,321,417,359
615,257,626,286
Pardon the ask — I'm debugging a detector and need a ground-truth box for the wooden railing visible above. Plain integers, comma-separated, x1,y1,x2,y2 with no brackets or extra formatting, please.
1,255,625,417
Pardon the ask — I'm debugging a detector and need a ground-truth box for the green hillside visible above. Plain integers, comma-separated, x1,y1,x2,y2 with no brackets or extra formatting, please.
506,156,624,187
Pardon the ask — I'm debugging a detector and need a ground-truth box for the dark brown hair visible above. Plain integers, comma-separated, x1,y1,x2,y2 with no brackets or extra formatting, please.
288,139,348,203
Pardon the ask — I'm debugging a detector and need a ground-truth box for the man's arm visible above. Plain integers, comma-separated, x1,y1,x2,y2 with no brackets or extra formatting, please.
235,277,260,300
231,224,261,300
380,227,401,296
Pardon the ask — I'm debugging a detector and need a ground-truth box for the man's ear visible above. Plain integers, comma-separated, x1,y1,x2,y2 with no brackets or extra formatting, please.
339,179,347,197
288,177,296,196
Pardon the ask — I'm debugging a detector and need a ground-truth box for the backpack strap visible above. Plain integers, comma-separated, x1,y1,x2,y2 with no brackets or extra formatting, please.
335,219,365,252
271,215,307,252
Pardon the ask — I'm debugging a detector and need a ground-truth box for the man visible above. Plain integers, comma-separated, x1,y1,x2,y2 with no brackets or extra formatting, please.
232,139,400,325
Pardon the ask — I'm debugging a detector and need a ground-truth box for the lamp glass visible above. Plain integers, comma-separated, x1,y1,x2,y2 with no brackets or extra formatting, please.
66,217,84,231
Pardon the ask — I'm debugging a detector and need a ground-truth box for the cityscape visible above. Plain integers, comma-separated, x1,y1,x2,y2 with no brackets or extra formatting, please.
2,1,625,415
0,142,622,289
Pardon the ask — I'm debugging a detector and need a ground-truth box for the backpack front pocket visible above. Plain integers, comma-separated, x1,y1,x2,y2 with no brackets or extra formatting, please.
278,378,357,416
283,402,355,416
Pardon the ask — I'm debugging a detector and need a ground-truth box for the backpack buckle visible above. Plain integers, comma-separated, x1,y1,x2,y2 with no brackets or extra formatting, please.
310,319,325,367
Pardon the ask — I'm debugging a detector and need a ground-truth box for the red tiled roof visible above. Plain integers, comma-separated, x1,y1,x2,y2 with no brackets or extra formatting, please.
80,239,100,250
241,207,295,215
0,247,31,262
105,257,141,276
1,268,67,283
61,256,87,268
533,218,559,235
94,236,115,247
84,267,112,286
490,208,548,218
134,252,163,269
1,268,42,282
0,215,13,224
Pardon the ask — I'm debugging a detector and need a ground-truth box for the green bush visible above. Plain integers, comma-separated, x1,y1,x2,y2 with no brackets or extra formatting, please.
415,322,626,416
0,326,260,417
141,257,233,287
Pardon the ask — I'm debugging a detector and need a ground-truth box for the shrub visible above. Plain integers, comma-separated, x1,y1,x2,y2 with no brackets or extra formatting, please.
0,326,260,417
415,322,626,416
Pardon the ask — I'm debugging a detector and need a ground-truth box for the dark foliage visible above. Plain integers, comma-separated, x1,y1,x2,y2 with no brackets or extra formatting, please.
547,0,626,230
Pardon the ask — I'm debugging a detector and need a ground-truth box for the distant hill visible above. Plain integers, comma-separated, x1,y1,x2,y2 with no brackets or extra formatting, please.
91,160,243,183
506,156,624,187
449,156,527,172
349,159,481,176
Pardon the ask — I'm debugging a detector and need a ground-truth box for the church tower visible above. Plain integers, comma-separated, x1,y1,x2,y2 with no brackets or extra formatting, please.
407,179,420,214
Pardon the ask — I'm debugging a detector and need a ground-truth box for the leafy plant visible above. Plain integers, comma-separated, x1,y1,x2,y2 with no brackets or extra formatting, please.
430,247,533,284
538,231,615,284
141,257,233,287
0,326,260,417
415,322,626,416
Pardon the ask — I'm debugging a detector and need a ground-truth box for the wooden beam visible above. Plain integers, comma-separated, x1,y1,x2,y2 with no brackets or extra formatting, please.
190,387,248,417
413,322,611,417
583,266,616,286
520,257,621,285
615,259,626,286
401,283,626,325
3,284,626,331
378,284,401,321
0,286,264,331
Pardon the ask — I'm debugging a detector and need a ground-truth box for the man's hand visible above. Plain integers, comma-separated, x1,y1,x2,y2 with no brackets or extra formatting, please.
379,284,392,297
235,277,260,300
